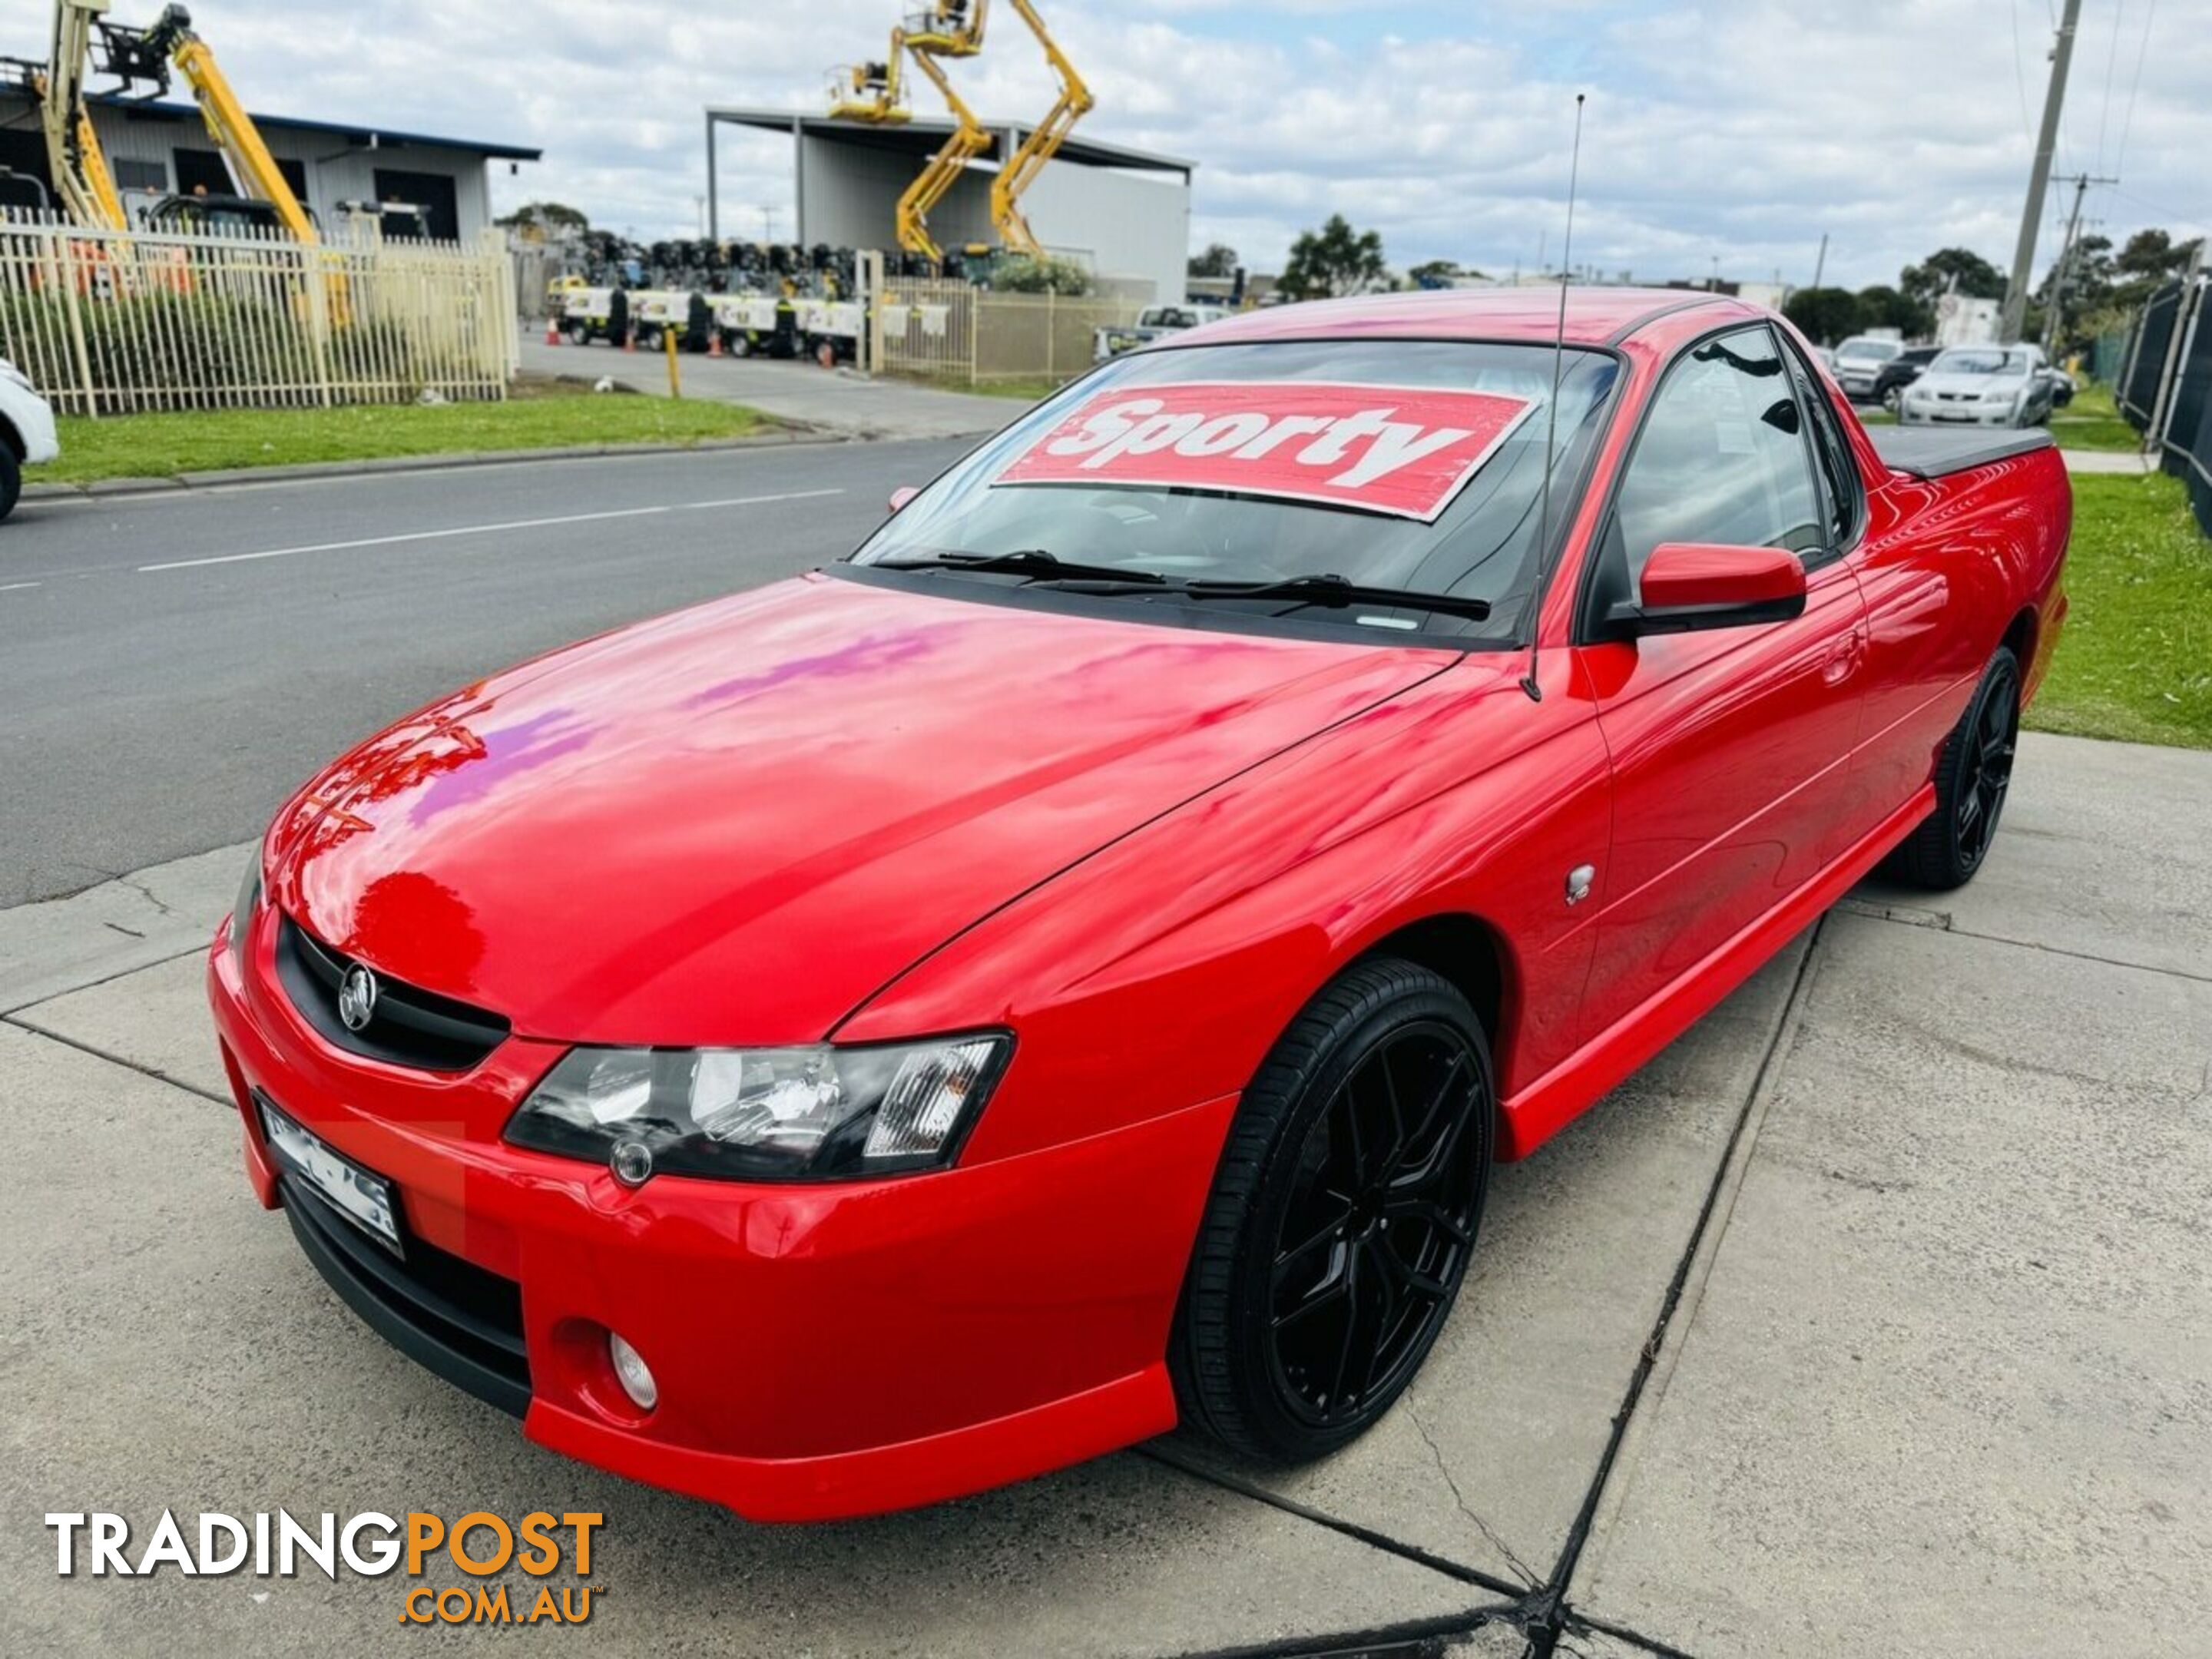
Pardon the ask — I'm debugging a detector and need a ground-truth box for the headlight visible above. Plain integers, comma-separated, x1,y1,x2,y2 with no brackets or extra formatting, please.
228,850,262,956
1982,388,2015,404
505,1034,1013,1184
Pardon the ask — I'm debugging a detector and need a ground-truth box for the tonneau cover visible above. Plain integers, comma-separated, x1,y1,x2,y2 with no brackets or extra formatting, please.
1869,426,2055,479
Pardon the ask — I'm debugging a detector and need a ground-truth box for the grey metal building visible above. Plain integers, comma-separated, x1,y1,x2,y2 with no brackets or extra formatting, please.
707,107,1193,303
0,90,539,239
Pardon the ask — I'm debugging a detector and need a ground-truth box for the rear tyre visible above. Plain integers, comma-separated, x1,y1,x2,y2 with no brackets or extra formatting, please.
1886,645,2020,890
0,445,18,524
1171,958,1493,1463
567,320,591,347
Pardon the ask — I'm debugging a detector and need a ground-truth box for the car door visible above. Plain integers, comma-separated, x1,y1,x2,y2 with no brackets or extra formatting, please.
1571,323,1869,1039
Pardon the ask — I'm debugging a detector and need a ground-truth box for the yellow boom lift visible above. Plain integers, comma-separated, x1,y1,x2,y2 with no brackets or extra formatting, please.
828,2,990,264
34,0,131,229
95,4,321,242
990,0,1091,257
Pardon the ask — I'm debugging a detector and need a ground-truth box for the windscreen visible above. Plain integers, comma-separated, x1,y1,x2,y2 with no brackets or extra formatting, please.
1931,349,2025,375
853,339,1620,643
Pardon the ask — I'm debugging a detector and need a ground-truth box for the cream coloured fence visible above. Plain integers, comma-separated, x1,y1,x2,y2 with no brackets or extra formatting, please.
0,212,516,416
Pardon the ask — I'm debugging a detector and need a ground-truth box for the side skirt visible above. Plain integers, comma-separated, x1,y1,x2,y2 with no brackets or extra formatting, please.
1496,783,1936,1159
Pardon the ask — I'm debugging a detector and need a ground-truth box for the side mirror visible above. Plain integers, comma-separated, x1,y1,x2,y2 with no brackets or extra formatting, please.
1612,542,1809,636
887,485,920,514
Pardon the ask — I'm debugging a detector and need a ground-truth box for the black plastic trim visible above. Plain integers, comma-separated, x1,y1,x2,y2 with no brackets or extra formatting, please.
276,912,508,1072
280,1175,531,1418
1867,426,2057,478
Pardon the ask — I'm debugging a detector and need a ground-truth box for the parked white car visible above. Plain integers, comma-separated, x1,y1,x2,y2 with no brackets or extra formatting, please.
1898,345,2057,429
0,358,60,522
1830,335,1903,402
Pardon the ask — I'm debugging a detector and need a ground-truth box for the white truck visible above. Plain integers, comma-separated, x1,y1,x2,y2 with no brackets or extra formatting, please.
1093,301,1233,363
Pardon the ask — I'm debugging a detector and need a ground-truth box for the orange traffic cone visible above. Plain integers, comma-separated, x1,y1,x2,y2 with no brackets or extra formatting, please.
545,316,560,346
623,329,636,353
708,330,724,359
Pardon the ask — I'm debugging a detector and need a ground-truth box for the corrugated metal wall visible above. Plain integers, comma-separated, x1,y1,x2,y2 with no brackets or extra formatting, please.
797,131,1184,302
3,96,495,239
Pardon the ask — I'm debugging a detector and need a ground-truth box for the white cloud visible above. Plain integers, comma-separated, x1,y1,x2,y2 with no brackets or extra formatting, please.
17,1,2204,290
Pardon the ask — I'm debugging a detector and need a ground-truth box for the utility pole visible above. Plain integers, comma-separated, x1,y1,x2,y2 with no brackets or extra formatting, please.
2001,0,2082,343
2041,171,2118,355
1811,232,1828,293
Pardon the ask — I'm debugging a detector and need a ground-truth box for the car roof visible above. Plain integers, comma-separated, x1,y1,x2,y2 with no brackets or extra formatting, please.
1178,286,1758,350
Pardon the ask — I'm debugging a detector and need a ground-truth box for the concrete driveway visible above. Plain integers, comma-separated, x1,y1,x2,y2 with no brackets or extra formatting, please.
518,328,1023,440
2,731,2206,1656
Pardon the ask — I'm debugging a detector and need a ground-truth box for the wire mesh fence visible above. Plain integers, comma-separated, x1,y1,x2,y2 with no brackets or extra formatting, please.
0,211,517,416
873,278,1141,386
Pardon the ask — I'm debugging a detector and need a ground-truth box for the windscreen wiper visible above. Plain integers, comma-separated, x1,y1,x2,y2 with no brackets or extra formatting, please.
871,548,1167,585
1054,572,1492,624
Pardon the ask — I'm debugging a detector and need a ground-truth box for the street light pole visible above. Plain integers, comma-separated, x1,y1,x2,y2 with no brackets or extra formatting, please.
2000,0,2083,343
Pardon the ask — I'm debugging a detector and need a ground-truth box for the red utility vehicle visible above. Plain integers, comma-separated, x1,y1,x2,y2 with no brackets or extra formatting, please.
208,289,2069,1520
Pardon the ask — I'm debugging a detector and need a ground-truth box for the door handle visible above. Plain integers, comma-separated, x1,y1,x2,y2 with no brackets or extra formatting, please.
1821,627,1865,687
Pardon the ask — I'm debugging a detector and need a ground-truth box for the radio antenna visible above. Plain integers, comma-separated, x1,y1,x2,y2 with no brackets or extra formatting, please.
1522,91,1585,703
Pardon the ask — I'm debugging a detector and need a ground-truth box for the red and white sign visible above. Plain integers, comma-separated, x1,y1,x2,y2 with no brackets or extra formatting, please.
993,381,1537,522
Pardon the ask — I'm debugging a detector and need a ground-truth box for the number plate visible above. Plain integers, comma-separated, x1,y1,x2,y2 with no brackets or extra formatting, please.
257,1094,402,1253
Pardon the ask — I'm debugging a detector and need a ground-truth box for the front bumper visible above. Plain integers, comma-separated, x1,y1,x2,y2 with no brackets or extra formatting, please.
2,382,58,465
1899,402,2020,427
208,912,1232,1521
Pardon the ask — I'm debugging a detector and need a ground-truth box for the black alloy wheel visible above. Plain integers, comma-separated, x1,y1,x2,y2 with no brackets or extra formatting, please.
1174,959,1494,1462
1887,644,2021,890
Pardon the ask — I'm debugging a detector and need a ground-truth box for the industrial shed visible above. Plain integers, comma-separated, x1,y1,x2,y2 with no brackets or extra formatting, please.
0,89,538,239
707,107,1193,303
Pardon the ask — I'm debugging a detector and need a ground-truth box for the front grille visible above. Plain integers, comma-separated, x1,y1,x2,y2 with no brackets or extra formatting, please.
280,1174,531,1417
276,912,508,1071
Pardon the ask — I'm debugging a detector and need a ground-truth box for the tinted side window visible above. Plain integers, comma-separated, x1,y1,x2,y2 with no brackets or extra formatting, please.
1613,327,1823,585
1780,333,1862,550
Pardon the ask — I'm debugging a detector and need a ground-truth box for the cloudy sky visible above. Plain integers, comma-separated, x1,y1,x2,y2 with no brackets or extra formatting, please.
22,1,2207,290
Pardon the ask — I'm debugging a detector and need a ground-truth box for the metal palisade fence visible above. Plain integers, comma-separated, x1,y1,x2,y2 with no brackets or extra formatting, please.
0,210,518,416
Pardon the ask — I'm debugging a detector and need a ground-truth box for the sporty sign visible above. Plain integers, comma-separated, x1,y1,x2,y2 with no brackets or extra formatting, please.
994,381,1537,520
209,288,2071,1524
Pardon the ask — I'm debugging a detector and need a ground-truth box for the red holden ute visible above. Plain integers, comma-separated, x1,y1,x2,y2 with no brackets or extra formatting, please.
208,289,2070,1521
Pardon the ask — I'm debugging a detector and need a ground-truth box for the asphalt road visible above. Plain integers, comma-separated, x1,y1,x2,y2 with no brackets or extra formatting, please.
0,438,974,908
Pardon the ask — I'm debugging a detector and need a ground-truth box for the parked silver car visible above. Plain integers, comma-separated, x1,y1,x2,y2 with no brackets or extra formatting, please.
1898,346,2057,429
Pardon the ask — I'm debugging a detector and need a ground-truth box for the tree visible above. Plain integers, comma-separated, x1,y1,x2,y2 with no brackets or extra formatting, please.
1187,242,1240,280
991,253,1093,295
1899,247,2005,313
1783,286,1863,345
497,201,591,237
2111,228,2203,304
1855,283,1932,338
1279,214,1390,301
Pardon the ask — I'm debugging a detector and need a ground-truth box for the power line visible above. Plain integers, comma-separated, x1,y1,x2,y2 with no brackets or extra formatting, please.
2113,0,2156,181
2093,0,2124,172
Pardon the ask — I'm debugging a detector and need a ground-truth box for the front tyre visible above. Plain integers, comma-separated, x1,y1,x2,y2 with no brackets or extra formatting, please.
0,445,18,523
1886,644,2021,890
1172,958,1494,1462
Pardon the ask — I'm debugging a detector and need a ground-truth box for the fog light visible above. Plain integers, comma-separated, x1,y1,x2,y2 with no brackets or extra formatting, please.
608,1332,657,1410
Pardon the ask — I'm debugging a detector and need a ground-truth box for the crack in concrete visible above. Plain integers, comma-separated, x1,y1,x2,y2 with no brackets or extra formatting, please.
1,1013,230,1107
1134,1443,1527,1601
1836,902,2212,986
1404,1393,1541,1588
114,874,179,919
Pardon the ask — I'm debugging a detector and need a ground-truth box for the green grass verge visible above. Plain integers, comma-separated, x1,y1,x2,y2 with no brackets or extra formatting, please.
36,378,773,484
2047,382,2140,453
893,369,1072,402
2028,471,2212,749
